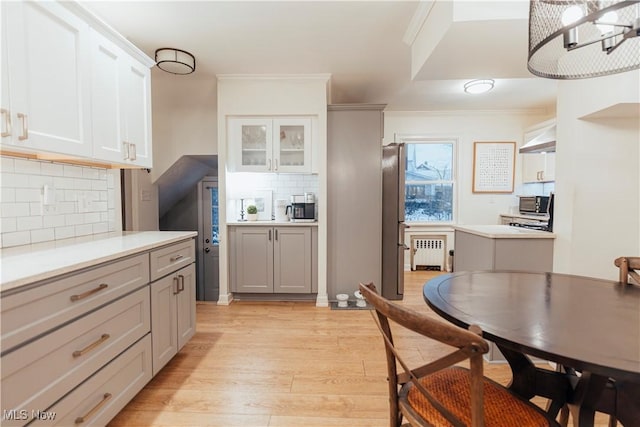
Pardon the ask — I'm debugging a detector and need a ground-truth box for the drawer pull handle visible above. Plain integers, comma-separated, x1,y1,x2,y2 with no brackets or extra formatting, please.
170,254,184,262
73,334,110,358
75,392,112,424
70,283,108,302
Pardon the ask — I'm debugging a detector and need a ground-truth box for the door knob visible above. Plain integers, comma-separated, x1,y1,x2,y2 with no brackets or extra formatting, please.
204,247,210,253
205,238,210,243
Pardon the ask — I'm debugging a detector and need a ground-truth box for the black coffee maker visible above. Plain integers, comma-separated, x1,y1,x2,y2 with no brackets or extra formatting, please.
288,193,315,222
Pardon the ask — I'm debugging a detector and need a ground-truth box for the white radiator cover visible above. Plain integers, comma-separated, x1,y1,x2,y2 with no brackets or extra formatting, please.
412,238,445,271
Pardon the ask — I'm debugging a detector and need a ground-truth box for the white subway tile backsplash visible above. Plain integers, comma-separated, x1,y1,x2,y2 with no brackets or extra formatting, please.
2,231,31,247
43,214,66,228
31,228,55,243
93,222,108,234
1,155,118,248
82,168,100,179
92,180,107,191
55,225,75,240
84,212,101,223
29,202,42,216
65,213,85,226
63,164,84,178
17,216,43,231
0,188,16,203
75,223,93,236
54,177,75,189
1,202,30,218
14,158,41,174
16,188,42,203
1,157,14,172
74,178,93,190
1,217,17,233
1,173,19,188
40,162,64,176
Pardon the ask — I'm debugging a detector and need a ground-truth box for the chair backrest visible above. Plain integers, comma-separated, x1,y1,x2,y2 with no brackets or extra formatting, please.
614,257,640,285
359,282,489,427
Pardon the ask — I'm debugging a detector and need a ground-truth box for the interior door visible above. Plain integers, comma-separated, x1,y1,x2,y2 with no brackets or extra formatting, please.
201,179,219,301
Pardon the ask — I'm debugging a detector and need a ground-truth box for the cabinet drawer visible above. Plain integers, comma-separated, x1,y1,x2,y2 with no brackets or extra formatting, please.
1,254,149,352
0,287,150,425
149,239,195,281
30,335,152,427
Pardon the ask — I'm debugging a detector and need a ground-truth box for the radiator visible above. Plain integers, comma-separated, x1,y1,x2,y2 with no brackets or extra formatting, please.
412,238,445,271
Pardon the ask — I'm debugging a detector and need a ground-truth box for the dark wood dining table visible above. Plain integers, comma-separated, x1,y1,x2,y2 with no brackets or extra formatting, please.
423,271,640,427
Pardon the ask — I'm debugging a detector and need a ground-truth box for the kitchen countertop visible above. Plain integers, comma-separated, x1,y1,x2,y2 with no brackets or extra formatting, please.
0,231,197,292
227,220,318,226
455,225,555,239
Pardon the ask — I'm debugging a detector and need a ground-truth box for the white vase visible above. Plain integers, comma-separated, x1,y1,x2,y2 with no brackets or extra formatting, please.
247,213,258,221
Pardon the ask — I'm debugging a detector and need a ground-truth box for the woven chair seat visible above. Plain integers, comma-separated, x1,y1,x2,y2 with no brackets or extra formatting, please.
404,367,553,427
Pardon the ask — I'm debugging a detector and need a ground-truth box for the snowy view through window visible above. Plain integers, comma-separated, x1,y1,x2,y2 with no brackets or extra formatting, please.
405,142,455,222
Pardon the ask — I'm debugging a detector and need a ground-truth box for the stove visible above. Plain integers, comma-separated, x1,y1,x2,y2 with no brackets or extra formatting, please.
509,221,550,232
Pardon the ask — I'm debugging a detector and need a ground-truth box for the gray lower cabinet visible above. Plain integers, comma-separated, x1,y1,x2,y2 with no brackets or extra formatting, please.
0,236,196,426
454,230,553,272
232,226,312,293
150,263,196,376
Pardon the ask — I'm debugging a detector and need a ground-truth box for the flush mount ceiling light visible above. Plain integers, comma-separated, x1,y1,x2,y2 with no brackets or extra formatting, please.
463,79,495,94
527,0,640,79
155,48,196,75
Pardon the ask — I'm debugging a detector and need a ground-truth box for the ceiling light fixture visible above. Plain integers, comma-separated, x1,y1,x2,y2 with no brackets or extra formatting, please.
527,0,640,79
155,48,196,75
463,79,495,94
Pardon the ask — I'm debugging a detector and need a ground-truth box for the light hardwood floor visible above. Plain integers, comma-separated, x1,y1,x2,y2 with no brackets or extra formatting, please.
109,270,608,427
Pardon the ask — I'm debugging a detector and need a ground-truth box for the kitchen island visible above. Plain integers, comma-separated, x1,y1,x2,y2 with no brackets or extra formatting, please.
454,225,554,273
1,231,197,426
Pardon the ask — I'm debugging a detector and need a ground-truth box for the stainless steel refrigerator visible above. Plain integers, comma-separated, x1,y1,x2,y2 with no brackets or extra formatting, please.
382,143,406,300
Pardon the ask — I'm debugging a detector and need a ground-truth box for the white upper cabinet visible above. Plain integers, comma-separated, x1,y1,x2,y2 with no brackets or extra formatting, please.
90,29,152,168
1,1,92,157
1,0,153,168
522,152,555,183
229,117,312,173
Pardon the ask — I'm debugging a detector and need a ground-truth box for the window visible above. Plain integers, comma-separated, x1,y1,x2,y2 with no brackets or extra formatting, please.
405,141,456,222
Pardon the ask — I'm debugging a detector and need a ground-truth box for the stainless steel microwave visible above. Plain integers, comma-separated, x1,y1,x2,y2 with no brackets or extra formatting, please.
519,196,550,215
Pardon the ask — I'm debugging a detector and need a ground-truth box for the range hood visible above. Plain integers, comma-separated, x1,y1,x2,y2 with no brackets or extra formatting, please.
519,124,556,154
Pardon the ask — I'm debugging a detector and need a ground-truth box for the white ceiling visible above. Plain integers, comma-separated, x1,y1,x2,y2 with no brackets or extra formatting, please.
81,0,558,112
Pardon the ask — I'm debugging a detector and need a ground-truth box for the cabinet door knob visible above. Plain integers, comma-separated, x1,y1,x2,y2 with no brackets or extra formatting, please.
274,158,278,171
268,159,272,171
1,108,11,137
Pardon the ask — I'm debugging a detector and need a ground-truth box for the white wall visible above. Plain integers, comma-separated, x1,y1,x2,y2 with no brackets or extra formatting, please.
150,71,218,183
554,70,640,280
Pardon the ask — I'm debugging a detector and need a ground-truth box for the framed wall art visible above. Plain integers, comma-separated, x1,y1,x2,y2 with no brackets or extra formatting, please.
472,141,516,193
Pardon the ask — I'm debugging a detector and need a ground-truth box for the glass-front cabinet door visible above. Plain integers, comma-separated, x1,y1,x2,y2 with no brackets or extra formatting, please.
229,117,311,173
234,118,273,172
273,118,311,173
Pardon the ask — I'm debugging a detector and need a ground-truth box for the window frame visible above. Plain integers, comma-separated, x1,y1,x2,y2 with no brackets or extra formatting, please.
400,136,458,225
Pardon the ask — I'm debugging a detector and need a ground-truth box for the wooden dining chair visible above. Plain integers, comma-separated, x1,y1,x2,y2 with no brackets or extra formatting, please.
558,258,640,427
615,256,640,285
359,282,560,427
